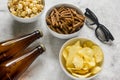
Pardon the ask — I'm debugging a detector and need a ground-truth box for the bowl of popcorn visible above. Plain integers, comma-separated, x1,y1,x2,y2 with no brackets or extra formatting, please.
8,0,45,23
59,37,104,80
45,4,85,39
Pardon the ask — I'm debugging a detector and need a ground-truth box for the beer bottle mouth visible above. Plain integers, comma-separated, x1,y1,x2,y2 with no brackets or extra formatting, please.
40,44,46,52
35,30,43,38
39,30,43,37
36,44,46,53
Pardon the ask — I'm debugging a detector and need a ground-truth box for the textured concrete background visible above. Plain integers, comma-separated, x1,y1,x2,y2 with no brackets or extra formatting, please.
0,0,120,80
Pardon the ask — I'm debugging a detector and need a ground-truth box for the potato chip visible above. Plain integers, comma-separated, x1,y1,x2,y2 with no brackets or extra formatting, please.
92,46,103,63
74,41,81,47
87,58,96,68
72,72,91,78
67,68,89,75
78,47,95,68
91,66,101,74
66,52,79,68
66,54,74,68
62,49,68,61
67,67,80,73
82,63,89,70
78,47,94,58
72,54,83,69
65,46,71,51
83,41,93,48
67,41,82,55
65,41,82,68
75,69,89,75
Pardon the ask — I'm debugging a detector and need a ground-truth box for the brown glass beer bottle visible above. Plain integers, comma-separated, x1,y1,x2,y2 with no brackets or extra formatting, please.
0,30,43,63
0,44,45,80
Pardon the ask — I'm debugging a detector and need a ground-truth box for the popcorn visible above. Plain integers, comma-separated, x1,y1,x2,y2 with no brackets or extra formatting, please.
8,0,44,18
18,4,23,9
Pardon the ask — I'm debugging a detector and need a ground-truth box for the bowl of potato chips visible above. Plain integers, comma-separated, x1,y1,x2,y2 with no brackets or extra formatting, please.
59,37,104,80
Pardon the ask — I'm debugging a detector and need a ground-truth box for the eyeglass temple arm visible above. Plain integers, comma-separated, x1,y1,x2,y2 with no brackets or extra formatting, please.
85,8,99,24
86,8,98,21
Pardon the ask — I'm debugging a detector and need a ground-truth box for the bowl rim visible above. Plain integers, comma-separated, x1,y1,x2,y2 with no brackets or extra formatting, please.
7,0,45,19
45,3,85,36
59,37,104,80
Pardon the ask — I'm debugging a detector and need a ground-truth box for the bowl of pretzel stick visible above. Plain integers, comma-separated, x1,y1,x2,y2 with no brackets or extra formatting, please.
45,3,85,39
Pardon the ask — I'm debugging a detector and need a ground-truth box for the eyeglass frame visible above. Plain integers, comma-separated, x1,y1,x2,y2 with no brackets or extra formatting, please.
84,8,114,43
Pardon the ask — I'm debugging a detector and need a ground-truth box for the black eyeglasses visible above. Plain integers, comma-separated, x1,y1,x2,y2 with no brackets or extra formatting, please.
84,8,114,43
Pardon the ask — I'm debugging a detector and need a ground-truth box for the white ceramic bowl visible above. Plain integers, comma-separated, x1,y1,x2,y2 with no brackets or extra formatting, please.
45,4,85,39
7,0,45,23
59,37,104,80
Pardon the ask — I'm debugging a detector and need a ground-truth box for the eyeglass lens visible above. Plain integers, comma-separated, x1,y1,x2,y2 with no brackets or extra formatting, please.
95,25,109,42
85,17,97,29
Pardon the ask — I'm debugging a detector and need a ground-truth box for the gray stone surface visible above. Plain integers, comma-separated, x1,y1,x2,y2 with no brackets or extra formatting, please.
0,0,120,80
